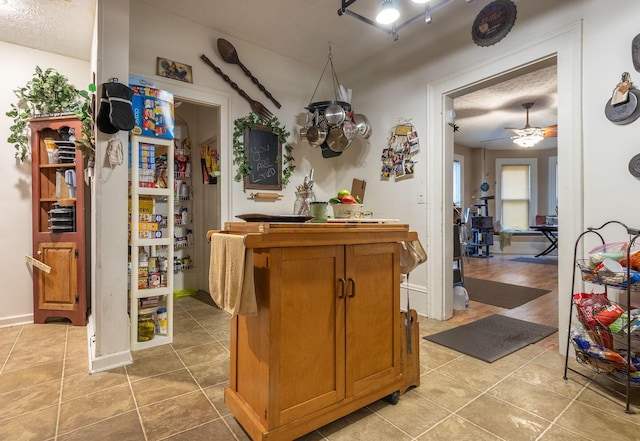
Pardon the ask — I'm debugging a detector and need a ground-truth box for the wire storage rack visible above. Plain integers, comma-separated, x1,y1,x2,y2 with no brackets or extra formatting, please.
564,220,640,414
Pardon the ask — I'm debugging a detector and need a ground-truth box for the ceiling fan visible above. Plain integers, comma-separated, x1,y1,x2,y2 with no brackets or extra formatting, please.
505,102,557,147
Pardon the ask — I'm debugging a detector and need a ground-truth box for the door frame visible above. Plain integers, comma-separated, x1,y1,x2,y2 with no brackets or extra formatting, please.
425,22,583,354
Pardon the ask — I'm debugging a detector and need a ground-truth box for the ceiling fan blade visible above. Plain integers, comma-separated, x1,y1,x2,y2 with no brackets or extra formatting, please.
543,124,557,137
504,127,520,132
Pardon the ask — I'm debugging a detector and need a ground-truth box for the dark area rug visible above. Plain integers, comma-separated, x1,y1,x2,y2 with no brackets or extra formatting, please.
423,314,557,363
464,277,550,309
510,256,558,265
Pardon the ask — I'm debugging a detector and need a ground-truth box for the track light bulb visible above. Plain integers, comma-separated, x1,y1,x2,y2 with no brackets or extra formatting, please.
376,0,400,25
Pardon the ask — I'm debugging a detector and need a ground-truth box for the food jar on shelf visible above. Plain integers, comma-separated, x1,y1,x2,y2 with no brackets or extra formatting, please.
156,307,168,334
137,308,156,342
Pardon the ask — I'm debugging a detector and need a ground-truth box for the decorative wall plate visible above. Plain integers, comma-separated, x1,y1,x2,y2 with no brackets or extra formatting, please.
629,153,640,177
633,33,640,73
471,0,517,47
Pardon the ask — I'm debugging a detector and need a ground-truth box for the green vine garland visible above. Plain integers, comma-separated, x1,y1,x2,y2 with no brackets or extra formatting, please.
233,112,295,188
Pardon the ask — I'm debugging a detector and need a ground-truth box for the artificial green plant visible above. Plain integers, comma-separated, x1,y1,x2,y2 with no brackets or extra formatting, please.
6,66,95,161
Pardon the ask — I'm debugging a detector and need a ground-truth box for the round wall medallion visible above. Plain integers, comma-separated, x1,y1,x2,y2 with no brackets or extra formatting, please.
471,0,517,47
480,182,490,192
629,153,640,177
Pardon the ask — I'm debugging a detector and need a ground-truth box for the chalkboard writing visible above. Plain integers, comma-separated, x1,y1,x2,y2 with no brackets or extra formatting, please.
243,125,282,190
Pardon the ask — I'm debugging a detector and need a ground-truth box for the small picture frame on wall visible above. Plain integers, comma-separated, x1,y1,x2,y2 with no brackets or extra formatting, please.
156,57,193,83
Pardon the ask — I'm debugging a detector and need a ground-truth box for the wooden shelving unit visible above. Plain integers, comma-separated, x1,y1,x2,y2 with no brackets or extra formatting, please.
29,116,87,326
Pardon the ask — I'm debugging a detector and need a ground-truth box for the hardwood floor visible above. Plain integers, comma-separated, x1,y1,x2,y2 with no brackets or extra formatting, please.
451,253,560,352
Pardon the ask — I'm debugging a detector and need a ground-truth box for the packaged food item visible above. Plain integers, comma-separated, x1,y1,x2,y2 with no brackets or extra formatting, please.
620,250,640,271
588,242,628,267
573,292,613,348
594,303,625,327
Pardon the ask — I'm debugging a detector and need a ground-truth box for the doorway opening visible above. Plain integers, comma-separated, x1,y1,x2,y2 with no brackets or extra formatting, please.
173,100,222,295
425,23,583,354
452,58,558,267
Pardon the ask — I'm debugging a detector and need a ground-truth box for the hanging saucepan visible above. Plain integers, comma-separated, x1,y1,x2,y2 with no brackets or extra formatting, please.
353,113,372,139
300,112,312,142
327,127,350,152
342,119,358,141
306,126,327,147
324,105,346,127
605,87,640,125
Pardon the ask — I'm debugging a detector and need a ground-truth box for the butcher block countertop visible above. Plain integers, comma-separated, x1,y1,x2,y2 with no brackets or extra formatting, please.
209,221,417,248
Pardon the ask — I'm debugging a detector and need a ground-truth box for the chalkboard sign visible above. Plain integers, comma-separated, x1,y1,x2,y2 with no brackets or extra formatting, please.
243,125,282,190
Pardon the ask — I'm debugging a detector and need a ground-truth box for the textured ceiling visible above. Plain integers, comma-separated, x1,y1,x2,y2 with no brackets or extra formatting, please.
454,62,558,150
0,0,558,150
0,0,95,61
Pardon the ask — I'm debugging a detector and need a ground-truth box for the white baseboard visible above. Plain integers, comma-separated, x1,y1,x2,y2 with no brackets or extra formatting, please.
0,313,34,328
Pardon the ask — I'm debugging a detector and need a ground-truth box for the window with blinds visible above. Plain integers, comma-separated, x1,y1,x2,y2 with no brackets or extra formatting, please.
501,164,530,230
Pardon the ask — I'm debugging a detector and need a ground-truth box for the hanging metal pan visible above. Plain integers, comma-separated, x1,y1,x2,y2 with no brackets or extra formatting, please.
353,113,372,139
321,142,342,158
327,127,350,152
306,126,327,147
324,105,346,127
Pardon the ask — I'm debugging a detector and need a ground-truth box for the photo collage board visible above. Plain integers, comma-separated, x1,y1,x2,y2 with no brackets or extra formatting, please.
381,122,419,179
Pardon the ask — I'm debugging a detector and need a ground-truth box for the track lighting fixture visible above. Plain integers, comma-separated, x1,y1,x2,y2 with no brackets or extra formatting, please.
376,1,400,25
338,0,463,41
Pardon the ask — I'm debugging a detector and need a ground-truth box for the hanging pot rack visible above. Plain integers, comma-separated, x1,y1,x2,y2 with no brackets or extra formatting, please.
303,46,368,158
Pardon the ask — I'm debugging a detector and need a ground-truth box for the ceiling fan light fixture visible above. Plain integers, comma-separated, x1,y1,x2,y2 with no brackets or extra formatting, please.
376,0,400,24
512,130,544,148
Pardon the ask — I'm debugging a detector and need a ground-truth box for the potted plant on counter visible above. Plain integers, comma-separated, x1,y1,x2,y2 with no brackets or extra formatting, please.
6,66,95,161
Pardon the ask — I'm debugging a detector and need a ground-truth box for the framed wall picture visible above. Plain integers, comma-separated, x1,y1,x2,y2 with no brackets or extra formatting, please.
243,125,282,190
156,57,193,83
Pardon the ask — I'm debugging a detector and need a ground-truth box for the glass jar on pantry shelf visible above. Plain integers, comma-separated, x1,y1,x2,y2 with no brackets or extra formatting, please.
137,308,156,342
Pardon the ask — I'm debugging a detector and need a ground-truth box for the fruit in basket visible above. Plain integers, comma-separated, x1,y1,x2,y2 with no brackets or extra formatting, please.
329,197,341,204
337,189,351,199
340,195,358,204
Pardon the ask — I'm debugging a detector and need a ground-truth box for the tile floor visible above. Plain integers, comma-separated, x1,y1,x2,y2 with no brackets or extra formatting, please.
1,293,640,441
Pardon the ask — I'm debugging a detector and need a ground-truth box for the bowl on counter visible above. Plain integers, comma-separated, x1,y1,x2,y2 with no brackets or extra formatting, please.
330,203,363,219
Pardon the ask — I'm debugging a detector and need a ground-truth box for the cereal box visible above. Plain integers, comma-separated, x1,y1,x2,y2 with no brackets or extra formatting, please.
129,76,174,140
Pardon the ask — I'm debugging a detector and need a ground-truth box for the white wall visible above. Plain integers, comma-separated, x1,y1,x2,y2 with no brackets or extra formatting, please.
129,1,341,213
340,0,640,349
0,41,89,327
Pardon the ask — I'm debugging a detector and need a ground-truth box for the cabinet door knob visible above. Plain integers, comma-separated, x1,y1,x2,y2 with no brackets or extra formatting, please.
37,250,42,255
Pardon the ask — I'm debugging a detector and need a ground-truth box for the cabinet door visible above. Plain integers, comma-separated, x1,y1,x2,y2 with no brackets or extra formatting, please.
38,242,78,311
345,242,401,397
272,245,345,427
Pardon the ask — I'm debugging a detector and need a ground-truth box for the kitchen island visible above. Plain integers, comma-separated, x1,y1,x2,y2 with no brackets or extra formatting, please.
210,222,416,441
